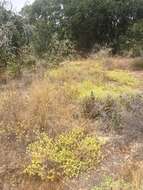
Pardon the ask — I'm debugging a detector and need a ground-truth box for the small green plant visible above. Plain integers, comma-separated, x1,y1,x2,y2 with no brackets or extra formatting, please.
24,128,102,181
91,176,131,190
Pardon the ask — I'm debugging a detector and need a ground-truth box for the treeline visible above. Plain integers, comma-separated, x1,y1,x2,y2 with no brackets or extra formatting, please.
0,0,143,68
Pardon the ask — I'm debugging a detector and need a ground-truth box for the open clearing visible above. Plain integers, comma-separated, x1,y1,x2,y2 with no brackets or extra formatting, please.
0,56,143,190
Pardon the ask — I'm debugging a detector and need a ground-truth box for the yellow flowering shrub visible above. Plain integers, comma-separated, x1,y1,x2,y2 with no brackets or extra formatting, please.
24,128,102,181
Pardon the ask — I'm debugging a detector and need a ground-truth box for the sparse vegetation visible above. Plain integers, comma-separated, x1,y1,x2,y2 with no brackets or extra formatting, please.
1,57,143,190
0,0,143,189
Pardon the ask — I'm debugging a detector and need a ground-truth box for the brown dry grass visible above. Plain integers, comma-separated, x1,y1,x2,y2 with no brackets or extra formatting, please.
121,161,143,190
0,77,85,190
131,165,143,190
0,79,82,143
0,56,143,190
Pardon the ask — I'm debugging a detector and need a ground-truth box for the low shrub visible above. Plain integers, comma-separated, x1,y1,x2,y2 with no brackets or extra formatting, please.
82,93,143,130
82,95,122,129
24,128,102,181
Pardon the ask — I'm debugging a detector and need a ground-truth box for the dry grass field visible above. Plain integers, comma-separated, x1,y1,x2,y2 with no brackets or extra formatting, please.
0,56,143,190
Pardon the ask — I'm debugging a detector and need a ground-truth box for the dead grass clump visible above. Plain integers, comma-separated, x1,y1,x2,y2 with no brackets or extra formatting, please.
0,78,88,190
26,80,80,137
91,176,131,190
0,89,28,145
121,161,143,190
82,93,143,131
101,57,133,70
132,58,143,71
0,90,26,121
82,95,122,130
0,68,7,84
131,164,143,190
0,78,82,148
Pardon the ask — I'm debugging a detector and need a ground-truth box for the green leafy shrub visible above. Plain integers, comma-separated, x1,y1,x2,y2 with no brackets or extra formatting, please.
24,128,102,181
119,19,143,57
32,21,76,64
42,36,76,65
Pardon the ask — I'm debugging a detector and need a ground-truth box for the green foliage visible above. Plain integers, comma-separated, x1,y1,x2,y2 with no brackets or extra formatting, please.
42,34,76,64
1,0,143,70
91,176,131,190
24,128,102,181
0,1,32,68
119,19,143,56
22,0,143,55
